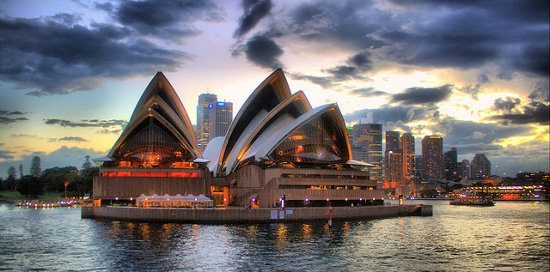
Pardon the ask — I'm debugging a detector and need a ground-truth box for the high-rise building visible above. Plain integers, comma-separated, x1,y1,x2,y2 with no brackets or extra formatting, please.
415,155,423,178
422,135,444,181
384,131,402,186
444,147,458,181
214,101,233,137
197,94,233,149
401,133,415,181
385,131,400,152
459,159,470,180
352,124,382,183
471,153,491,179
30,156,41,177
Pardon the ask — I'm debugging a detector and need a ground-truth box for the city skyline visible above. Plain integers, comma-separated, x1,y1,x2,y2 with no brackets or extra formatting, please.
0,0,548,177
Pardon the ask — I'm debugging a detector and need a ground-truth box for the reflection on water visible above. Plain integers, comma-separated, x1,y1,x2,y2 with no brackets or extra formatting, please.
0,201,548,271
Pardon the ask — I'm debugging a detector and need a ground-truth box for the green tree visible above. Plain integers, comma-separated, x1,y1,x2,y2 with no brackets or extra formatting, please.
6,166,17,190
17,175,44,197
39,166,79,192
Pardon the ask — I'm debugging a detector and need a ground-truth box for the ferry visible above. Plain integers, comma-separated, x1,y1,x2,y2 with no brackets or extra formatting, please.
450,195,495,206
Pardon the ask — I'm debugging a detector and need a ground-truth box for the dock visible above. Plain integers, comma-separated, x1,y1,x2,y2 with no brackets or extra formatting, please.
81,204,432,223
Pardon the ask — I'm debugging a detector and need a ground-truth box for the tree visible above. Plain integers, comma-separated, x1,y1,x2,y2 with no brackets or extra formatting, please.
30,156,41,177
40,166,79,192
17,175,44,197
6,166,17,190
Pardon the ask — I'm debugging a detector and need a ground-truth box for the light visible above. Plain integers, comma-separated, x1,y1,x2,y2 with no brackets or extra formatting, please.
305,198,309,202
345,198,348,201
326,198,330,201
217,102,225,107
208,104,213,109
359,198,363,201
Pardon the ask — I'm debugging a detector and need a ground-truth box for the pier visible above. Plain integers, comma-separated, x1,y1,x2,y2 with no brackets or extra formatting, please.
81,204,432,223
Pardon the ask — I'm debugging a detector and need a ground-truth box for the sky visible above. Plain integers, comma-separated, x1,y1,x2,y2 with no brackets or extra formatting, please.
0,0,548,178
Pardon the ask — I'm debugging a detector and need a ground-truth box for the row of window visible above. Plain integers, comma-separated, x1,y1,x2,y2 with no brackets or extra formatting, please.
278,184,376,190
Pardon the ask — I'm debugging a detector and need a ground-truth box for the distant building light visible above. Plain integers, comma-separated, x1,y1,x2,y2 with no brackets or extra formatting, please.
217,102,225,107
208,104,213,109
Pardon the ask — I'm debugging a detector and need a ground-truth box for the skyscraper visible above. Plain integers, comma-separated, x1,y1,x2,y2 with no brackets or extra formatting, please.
214,101,233,137
30,156,41,177
401,133,415,181
444,147,458,181
459,159,470,180
197,94,233,149
352,124,382,183
422,135,444,181
471,153,491,179
384,131,402,186
385,131,400,152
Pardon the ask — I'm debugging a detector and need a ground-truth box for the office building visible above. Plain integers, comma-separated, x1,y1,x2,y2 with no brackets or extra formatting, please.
422,135,444,181
197,94,233,150
352,124,383,183
444,147,458,181
471,153,491,179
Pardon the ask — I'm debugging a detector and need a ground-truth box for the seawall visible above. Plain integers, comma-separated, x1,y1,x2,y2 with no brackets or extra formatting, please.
81,204,432,223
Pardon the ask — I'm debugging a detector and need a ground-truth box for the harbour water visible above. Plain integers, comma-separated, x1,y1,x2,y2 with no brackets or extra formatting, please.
0,200,548,271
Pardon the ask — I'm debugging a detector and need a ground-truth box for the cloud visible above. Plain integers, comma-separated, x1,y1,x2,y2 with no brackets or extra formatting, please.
289,73,334,88
49,136,88,143
44,119,127,129
323,51,374,80
0,150,14,160
114,0,221,38
9,134,42,139
234,0,273,38
0,110,26,115
289,51,374,87
391,85,453,105
0,110,28,124
489,102,549,125
494,97,521,112
243,34,284,69
0,146,105,178
96,129,122,134
349,87,387,97
344,104,430,124
0,12,193,95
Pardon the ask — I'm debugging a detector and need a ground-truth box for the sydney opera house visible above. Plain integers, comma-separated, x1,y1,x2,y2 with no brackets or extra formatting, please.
93,69,384,208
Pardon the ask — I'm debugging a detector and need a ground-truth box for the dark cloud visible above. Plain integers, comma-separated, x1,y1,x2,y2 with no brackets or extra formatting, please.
324,51,373,80
349,87,387,97
494,97,521,112
458,84,481,100
0,150,14,160
243,35,284,69
489,102,549,125
49,136,88,143
391,85,452,105
114,0,220,38
235,0,273,38
288,1,386,49
443,119,527,146
44,119,127,129
0,110,29,124
0,6,207,95
0,110,26,115
344,105,430,124
289,73,333,88
290,51,373,87
247,0,549,80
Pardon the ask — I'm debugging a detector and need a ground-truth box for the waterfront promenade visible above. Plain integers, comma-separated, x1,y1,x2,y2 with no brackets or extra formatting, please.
81,204,432,223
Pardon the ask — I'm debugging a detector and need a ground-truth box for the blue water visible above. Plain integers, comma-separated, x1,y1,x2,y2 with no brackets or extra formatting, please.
0,200,548,271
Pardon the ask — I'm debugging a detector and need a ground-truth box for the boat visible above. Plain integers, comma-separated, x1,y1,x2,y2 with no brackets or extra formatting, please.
450,195,495,206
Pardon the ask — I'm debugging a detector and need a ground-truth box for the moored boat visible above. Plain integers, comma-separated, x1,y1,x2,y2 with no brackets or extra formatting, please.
450,195,495,206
